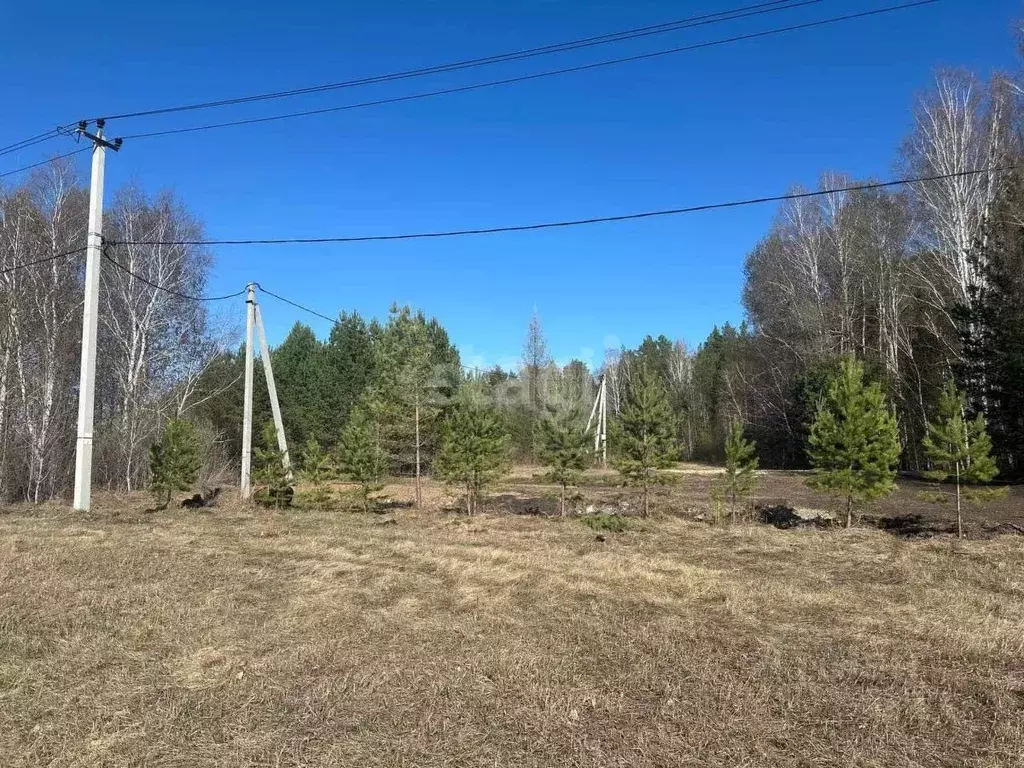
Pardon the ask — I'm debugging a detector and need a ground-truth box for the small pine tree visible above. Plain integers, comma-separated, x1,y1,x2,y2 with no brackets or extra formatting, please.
538,407,591,516
613,365,679,517
806,356,901,528
255,422,294,508
922,379,1002,539
721,419,758,523
149,418,201,509
434,404,511,515
301,438,334,510
337,409,386,513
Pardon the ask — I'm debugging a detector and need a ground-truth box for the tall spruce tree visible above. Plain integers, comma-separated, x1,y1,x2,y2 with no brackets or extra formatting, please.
922,379,1000,539
434,403,511,515
148,418,201,509
538,407,591,517
613,365,679,517
806,356,900,528
337,408,386,513
721,419,759,523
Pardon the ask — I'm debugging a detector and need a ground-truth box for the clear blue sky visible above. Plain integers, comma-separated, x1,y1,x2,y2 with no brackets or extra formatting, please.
2,0,1019,370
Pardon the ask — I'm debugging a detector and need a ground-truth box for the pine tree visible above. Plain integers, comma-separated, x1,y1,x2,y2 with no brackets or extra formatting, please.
337,409,386,513
538,407,591,517
368,305,459,508
806,356,900,528
301,438,334,510
148,418,201,509
721,419,759,523
434,403,511,515
254,422,293,508
520,310,553,460
613,365,679,517
922,379,1001,539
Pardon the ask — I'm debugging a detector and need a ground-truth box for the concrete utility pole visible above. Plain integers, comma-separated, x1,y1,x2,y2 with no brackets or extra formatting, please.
600,375,608,469
254,301,292,478
73,120,122,512
586,374,608,468
586,375,601,437
240,283,256,499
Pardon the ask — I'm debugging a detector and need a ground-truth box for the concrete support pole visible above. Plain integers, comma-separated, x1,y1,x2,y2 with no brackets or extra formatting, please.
72,127,108,511
254,303,292,478
240,283,256,499
600,375,608,469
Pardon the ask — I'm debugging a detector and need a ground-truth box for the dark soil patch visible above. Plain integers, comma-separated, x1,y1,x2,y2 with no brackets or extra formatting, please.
862,514,954,538
757,505,833,530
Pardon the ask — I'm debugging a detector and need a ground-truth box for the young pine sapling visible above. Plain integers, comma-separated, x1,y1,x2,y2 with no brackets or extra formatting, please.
806,356,900,528
337,409,386,513
721,419,759,523
538,408,591,516
149,418,201,509
922,379,1003,539
434,403,511,515
613,365,679,518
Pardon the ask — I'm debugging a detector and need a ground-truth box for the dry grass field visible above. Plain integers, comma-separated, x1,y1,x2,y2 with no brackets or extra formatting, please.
1,471,1023,767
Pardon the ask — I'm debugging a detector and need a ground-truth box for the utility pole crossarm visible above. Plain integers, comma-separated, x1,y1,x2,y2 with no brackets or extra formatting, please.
76,120,124,152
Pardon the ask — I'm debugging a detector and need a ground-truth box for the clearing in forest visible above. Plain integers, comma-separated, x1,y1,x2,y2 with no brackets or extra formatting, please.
1,486,1022,767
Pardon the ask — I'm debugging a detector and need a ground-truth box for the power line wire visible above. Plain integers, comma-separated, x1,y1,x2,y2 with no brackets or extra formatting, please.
255,284,490,375
89,0,813,124
254,284,343,324
101,246,249,301
0,148,90,181
120,0,934,141
0,246,88,276
110,165,1006,249
0,130,62,159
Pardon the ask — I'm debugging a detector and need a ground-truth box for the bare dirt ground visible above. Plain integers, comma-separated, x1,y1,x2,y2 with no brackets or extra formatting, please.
1,475,1023,767
484,465,1024,537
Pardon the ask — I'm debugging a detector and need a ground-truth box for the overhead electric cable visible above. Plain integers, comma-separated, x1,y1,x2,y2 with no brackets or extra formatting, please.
0,148,91,180
101,246,249,301
110,165,1003,249
86,0,815,124
255,284,489,375
116,1,937,140
0,246,88,276
0,130,63,159
254,285,344,325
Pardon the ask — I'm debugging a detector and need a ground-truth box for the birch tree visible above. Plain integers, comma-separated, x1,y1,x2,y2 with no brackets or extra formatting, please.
99,187,212,491
12,166,85,501
903,71,1015,330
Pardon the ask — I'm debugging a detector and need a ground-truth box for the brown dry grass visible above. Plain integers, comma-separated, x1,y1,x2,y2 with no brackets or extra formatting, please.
2,485,1023,767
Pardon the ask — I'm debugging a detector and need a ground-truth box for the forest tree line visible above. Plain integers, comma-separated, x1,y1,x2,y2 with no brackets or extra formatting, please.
2,60,1023,505
208,66,1023,486
605,68,1023,477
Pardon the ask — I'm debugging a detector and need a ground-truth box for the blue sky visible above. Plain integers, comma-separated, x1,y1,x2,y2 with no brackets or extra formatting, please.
2,0,1020,370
